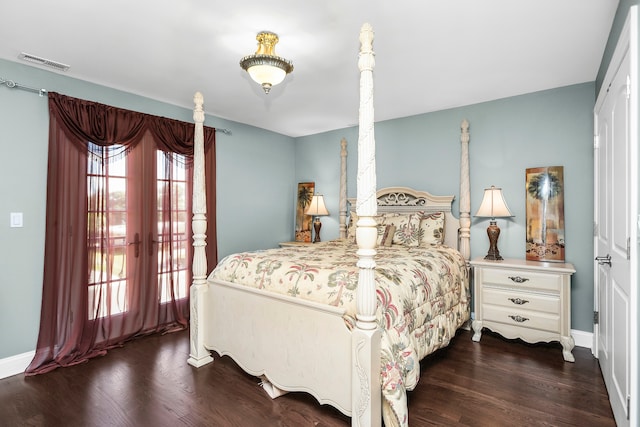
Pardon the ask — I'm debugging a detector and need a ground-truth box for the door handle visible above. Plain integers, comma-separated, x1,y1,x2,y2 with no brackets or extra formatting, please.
149,232,161,256
595,254,611,267
128,232,141,258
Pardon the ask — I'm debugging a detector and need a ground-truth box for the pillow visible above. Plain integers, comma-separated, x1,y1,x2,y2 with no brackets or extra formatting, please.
376,224,395,246
419,212,445,246
382,224,396,247
379,212,422,247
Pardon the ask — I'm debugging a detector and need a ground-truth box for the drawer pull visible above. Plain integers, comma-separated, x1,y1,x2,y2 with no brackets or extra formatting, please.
508,297,529,305
508,276,530,284
508,315,529,323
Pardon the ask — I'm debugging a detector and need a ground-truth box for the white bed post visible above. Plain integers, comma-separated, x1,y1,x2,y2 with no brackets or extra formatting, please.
188,92,214,368
459,119,471,262
339,137,348,239
353,23,382,427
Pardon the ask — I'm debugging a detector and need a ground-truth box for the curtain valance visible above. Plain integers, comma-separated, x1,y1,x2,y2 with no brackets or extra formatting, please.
48,92,216,154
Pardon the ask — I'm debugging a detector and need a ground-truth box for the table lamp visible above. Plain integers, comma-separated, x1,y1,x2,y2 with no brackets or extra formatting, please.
305,194,329,243
475,185,513,260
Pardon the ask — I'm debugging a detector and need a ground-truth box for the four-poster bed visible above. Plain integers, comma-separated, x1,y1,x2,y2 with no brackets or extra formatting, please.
187,24,472,427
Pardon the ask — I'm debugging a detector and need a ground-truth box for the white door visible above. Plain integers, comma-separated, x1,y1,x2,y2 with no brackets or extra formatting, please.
593,8,637,427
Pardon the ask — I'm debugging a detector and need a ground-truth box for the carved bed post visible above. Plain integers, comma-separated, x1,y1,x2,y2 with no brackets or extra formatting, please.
353,23,382,427
188,92,214,368
339,138,348,239
459,119,471,263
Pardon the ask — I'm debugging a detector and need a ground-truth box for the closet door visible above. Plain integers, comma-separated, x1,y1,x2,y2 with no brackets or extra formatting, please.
593,7,637,426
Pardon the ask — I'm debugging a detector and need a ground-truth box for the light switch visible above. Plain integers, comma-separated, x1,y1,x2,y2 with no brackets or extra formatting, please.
10,212,23,228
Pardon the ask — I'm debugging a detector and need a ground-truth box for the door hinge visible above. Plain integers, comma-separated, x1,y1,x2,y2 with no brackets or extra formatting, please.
628,237,631,260
626,75,631,100
593,221,598,237
594,311,599,325
593,134,599,149
627,395,630,420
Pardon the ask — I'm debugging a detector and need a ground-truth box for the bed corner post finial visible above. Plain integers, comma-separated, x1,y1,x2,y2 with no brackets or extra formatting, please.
188,91,214,368
353,23,382,427
459,119,471,263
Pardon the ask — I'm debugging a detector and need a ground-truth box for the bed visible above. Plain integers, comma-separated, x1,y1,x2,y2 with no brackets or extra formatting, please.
187,24,472,427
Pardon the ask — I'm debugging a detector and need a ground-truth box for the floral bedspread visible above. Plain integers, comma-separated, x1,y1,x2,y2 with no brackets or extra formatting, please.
208,239,470,427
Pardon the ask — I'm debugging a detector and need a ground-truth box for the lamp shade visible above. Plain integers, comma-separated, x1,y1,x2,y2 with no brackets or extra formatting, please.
305,195,329,216
475,186,513,219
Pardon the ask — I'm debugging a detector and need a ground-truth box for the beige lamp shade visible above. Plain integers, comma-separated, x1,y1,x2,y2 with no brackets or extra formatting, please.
305,195,329,216
475,186,513,219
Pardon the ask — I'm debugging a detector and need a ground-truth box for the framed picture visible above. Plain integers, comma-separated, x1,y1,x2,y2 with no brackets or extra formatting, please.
525,166,565,262
295,182,314,242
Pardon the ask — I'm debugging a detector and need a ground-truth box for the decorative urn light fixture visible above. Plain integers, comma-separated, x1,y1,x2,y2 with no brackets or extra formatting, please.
240,31,294,94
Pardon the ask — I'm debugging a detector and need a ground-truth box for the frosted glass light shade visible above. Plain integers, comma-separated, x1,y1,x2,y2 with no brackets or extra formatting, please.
247,64,287,86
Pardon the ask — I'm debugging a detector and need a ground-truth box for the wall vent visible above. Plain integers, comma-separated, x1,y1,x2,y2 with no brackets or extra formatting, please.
18,52,70,72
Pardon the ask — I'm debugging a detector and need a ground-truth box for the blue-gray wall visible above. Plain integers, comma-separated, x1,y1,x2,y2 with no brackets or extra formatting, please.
0,58,295,359
3,0,637,361
296,83,595,334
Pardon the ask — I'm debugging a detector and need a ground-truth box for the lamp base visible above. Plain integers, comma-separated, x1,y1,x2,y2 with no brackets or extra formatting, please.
313,217,322,243
484,220,503,261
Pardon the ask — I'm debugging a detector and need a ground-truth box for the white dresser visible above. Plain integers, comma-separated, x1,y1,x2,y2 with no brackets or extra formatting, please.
470,257,576,362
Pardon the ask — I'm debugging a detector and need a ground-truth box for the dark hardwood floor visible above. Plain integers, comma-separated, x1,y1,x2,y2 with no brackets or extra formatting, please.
0,329,615,426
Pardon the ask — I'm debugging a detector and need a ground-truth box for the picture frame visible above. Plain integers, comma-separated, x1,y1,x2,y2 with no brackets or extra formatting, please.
525,166,565,262
295,182,314,242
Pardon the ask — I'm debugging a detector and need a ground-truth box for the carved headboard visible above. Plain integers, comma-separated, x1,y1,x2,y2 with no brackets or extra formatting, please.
348,186,461,250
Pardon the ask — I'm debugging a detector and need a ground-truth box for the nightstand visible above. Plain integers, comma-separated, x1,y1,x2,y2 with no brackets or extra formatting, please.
278,241,312,248
470,257,576,362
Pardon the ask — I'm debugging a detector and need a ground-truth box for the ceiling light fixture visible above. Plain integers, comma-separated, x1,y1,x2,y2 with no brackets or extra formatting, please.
240,31,293,94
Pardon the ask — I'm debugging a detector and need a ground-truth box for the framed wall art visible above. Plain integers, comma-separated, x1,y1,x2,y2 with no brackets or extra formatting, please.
295,182,314,242
525,166,565,262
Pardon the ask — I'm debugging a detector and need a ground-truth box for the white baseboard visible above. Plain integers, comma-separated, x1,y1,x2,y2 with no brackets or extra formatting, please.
0,350,34,380
572,329,593,351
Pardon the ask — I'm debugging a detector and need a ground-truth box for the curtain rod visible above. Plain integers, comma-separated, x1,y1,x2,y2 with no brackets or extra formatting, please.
1,76,47,96
0,76,232,135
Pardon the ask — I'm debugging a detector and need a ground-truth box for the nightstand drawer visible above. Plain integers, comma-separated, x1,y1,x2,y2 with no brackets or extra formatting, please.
483,305,560,333
482,267,561,293
482,288,560,314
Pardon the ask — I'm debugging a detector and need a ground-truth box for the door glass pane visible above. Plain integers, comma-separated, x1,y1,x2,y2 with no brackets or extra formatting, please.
87,144,129,320
157,151,189,303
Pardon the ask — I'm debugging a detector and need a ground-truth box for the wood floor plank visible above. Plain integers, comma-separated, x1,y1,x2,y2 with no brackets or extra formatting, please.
0,329,614,426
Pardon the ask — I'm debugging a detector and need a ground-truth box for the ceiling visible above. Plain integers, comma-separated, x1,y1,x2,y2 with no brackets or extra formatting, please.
1,0,618,137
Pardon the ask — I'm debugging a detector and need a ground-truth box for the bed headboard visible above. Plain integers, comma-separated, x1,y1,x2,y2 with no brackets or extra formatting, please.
338,119,470,261
347,186,460,250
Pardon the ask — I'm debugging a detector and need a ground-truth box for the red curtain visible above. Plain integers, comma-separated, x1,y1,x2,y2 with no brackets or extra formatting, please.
26,93,217,375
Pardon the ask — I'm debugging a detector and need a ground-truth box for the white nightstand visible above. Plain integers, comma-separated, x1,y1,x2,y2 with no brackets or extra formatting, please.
278,241,312,248
470,257,576,362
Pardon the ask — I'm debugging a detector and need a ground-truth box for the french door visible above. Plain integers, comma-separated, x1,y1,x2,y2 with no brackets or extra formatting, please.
87,134,191,332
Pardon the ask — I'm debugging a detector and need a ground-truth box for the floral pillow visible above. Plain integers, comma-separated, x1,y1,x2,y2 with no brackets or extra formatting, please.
419,212,445,246
379,212,422,247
